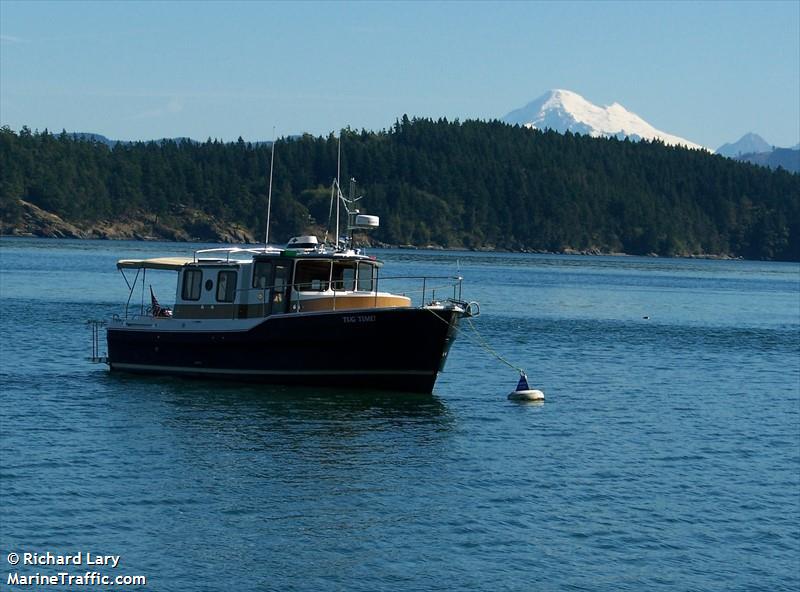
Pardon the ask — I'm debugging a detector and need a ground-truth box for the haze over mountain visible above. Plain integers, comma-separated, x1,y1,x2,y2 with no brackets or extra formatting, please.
66,131,278,148
503,89,706,151
716,132,772,157
734,148,800,174
69,132,197,148
713,132,800,173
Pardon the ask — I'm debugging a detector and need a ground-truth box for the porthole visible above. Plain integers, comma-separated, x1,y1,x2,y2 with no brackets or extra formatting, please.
205,279,213,291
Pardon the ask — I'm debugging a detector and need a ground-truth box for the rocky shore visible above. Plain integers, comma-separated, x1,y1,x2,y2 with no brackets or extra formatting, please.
1,200,256,244
1,199,741,260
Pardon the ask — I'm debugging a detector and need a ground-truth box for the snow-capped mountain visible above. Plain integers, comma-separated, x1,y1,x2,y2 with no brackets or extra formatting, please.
503,89,705,151
716,133,772,157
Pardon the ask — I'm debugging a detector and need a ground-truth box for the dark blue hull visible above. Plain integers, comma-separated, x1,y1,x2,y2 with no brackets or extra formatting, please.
107,307,461,393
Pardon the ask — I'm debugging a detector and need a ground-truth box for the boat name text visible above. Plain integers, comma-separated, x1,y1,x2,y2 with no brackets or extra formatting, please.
342,315,376,324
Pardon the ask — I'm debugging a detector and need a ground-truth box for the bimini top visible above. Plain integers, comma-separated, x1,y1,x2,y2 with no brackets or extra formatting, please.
116,257,195,271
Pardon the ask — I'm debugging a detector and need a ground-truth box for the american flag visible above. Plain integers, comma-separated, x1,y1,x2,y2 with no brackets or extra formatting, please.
150,285,172,318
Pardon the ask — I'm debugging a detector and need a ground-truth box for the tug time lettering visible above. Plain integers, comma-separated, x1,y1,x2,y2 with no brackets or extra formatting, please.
342,315,376,324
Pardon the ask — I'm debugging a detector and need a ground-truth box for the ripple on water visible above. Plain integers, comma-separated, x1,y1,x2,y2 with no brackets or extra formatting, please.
1,241,798,591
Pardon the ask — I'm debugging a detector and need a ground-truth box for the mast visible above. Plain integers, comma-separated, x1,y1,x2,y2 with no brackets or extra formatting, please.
335,136,341,248
264,128,276,248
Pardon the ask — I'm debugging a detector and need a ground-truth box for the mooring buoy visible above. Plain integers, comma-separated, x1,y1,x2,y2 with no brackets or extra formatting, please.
508,372,545,401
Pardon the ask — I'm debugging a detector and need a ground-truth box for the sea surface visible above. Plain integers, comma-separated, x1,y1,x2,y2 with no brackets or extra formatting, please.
1,238,798,591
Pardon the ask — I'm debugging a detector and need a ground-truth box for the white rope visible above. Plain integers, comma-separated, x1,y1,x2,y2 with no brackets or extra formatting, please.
426,308,527,377
464,317,527,376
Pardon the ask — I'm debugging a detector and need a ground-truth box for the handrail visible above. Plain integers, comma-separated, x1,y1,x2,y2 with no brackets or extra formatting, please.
377,275,463,281
194,246,281,260
375,275,463,306
126,272,464,320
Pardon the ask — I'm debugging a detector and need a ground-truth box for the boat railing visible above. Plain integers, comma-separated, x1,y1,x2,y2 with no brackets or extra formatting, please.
125,274,465,320
234,275,463,312
287,275,463,308
375,275,464,307
192,246,280,263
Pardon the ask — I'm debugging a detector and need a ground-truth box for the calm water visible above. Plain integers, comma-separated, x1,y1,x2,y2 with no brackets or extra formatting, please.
1,238,798,591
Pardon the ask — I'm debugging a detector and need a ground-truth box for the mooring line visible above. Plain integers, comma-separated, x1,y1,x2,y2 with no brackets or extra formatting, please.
426,307,527,376
464,316,527,375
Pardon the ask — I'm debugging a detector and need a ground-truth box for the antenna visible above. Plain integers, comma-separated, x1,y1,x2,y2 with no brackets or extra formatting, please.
335,135,341,247
337,134,341,185
264,127,276,248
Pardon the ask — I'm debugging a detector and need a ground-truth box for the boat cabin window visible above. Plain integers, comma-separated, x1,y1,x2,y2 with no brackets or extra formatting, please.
294,260,331,291
274,266,287,293
357,262,376,292
272,264,288,313
216,270,237,302
332,261,356,291
253,261,272,289
182,269,203,301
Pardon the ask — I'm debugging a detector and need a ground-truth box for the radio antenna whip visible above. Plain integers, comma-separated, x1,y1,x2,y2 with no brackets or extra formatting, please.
264,127,276,248
335,135,342,247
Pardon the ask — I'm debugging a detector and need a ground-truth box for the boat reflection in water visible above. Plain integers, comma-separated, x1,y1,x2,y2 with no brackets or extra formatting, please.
104,372,454,448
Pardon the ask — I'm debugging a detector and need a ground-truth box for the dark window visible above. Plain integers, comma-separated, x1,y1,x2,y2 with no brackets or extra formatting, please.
293,260,331,291
253,261,272,289
332,261,356,291
272,265,288,313
205,279,214,291
274,265,287,293
216,270,237,302
357,263,375,292
182,269,202,301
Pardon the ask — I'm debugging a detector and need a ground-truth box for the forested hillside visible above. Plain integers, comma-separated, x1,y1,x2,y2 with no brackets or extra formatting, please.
1,119,798,260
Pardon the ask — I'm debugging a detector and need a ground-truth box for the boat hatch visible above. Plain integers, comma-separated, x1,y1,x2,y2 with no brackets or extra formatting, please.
286,235,319,249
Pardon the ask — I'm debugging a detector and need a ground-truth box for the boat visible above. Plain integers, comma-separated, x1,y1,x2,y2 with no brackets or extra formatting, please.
100,175,478,394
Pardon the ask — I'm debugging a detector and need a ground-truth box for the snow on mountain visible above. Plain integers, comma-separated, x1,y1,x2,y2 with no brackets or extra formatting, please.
502,89,706,151
715,133,772,157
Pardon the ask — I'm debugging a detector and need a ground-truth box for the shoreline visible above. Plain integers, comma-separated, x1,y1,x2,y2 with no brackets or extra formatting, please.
0,199,750,261
0,231,746,261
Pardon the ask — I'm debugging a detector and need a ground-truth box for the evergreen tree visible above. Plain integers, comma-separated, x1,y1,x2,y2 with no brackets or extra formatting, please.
1,122,798,260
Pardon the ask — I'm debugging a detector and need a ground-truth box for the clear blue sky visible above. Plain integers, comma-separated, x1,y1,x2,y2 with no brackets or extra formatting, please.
1,0,798,150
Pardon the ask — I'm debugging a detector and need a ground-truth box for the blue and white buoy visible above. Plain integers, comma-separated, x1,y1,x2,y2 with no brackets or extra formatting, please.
508,372,544,401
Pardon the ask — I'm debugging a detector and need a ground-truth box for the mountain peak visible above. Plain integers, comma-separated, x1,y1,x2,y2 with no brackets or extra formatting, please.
536,89,594,112
502,89,705,150
715,133,772,157
545,88,582,99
